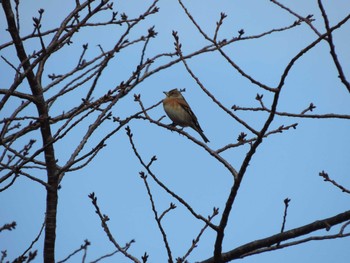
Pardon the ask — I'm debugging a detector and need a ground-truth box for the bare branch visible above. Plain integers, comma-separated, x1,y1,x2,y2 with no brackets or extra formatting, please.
235,221,350,259
277,198,291,246
19,218,45,260
140,172,173,263
201,210,350,263
317,0,350,93
126,126,218,230
88,192,140,263
57,239,90,263
319,171,350,194
216,123,298,154
270,0,321,36
178,208,219,263
90,240,135,263
232,104,350,120
0,221,16,232
159,203,177,221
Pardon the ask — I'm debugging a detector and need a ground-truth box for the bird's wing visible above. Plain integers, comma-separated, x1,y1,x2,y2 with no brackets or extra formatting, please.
177,99,203,131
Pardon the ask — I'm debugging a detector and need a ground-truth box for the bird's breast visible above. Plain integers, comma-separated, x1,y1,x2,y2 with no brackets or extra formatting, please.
163,99,190,127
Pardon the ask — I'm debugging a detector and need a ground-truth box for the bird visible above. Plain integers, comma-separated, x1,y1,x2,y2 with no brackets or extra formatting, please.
163,89,209,143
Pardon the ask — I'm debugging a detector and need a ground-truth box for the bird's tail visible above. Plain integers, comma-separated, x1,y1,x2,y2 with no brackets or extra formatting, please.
199,130,210,143
196,128,209,143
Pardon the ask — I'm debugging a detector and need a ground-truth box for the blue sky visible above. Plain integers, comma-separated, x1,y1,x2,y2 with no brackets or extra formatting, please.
1,1,350,262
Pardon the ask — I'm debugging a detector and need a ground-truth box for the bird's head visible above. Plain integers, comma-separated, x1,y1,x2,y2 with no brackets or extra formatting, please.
163,89,183,98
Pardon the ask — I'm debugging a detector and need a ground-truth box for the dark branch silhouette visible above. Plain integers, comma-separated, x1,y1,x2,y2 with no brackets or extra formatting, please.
1,0,349,262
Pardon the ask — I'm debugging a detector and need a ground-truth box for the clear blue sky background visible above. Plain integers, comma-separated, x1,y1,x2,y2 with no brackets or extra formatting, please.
1,1,350,262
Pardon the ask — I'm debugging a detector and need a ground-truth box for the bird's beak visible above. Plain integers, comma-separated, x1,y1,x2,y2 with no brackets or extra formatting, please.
163,91,168,96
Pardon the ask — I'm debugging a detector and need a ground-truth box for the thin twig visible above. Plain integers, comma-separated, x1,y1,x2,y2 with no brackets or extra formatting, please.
216,123,298,154
1,55,21,74
125,126,218,231
90,240,135,263
140,172,173,263
270,0,321,36
0,221,16,232
20,217,45,259
277,198,291,246
319,171,350,194
232,105,350,120
159,203,176,221
57,240,90,263
317,0,350,93
178,0,275,92
88,192,140,263
178,208,219,262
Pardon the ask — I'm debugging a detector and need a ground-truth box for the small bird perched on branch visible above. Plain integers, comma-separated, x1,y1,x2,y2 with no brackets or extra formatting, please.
163,89,209,143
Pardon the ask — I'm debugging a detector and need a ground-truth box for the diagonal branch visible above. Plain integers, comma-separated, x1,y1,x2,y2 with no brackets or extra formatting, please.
319,171,350,194
88,192,140,263
270,0,321,36
126,126,218,230
201,210,350,263
317,0,350,93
